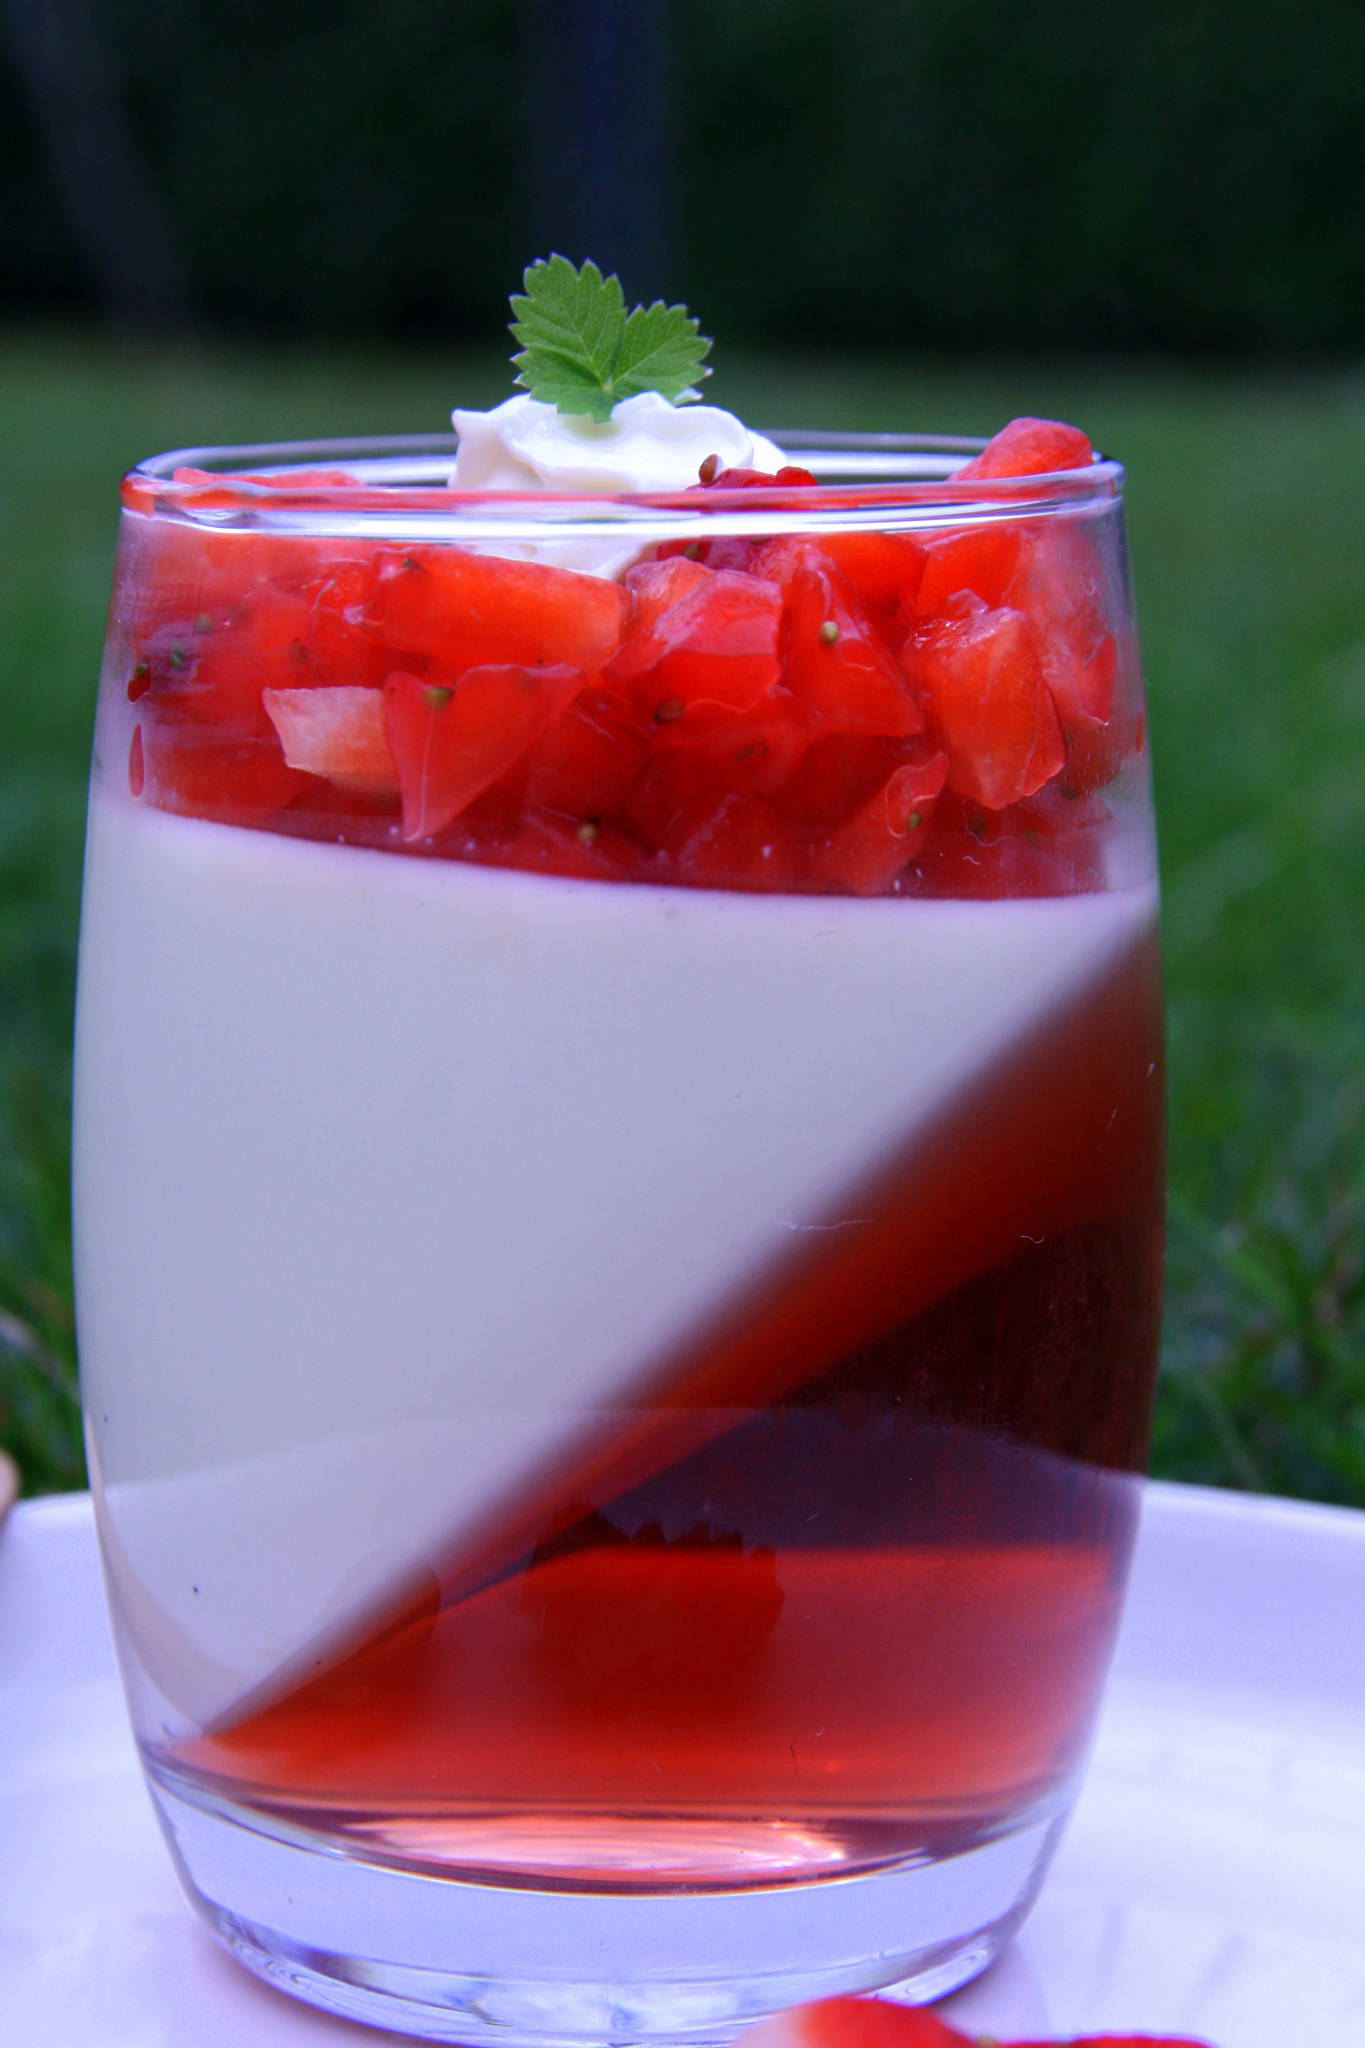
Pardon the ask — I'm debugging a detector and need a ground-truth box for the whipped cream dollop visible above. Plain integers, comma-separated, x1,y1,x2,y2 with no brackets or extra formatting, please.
449,391,788,576
452,390,786,494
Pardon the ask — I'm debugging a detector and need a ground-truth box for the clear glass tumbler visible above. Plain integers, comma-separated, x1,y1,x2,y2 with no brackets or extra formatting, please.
73,432,1163,2043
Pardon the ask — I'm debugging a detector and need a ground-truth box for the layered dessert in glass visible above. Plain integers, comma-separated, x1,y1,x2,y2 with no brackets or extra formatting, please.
74,376,1162,2040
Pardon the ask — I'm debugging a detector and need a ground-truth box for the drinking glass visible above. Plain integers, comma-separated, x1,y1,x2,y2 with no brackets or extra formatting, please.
74,433,1163,2042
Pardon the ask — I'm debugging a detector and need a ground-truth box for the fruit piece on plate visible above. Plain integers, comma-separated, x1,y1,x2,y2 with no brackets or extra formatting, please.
956,416,1094,479
913,601,1066,810
735,1996,1219,2048
385,663,585,840
263,686,399,798
736,1995,973,2048
137,724,311,819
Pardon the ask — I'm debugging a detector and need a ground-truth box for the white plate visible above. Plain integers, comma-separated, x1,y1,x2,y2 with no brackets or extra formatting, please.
2,1481,1363,2048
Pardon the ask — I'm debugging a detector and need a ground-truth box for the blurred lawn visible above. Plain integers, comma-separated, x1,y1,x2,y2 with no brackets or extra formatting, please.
2,329,1362,1501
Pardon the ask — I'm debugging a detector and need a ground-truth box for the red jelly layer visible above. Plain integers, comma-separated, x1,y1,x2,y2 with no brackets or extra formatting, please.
164,929,1162,1884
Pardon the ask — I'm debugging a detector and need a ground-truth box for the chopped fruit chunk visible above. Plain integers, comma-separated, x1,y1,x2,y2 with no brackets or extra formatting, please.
522,686,649,819
917,525,1022,615
662,789,801,893
368,547,626,674
812,749,948,896
957,416,1094,479
138,726,311,819
658,463,821,571
814,531,925,630
913,603,1066,811
623,555,715,635
385,664,585,840
737,1995,972,2048
736,2000,1216,2048
770,546,922,738
606,566,783,718
263,687,399,798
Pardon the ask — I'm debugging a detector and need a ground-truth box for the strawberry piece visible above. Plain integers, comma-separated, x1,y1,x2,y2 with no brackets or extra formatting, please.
957,417,1094,479
522,685,650,821
262,687,399,798
622,555,714,635
606,567,782,720
999,523,1144,794
1010,2038,1217,2047
657,462,820,571
699,464,819,490
663,789,802,893
814,530,925,629
368,547,626,675
737,1995,973,2048
776,551,922,738
737,1999,1216,2048
812,749,948,896
773,734,915,829
385,664,585,841
687,688,815,798
138,725,310,819
913,602,1066,810
917,526,1023,615
624,750,803,889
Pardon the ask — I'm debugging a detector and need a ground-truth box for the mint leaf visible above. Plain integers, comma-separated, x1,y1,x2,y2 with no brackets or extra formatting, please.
611,298,712,408
510,255,711,422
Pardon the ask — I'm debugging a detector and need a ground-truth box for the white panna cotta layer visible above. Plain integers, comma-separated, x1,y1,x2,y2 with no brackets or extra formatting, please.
74,789,1157,1731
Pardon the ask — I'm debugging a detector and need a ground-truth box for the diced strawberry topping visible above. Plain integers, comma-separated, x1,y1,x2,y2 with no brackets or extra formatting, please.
385,664,585,841
814,530,925,635
606,566,783,721
917,526,1022,614
913,602,1066,810
657,462,821,571
138,725,311,819
623,554,715,634
116,416,1140,894
263,686,399,798
522,686,650,821
957,417,1094,479
767,544,922,739
368,547,626,675
811,748,948,897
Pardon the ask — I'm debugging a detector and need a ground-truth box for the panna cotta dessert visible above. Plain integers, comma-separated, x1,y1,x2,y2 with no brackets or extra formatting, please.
74,261,1163,2032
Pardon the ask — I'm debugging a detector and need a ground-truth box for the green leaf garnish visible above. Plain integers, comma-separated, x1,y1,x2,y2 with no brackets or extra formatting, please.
510,255,711,424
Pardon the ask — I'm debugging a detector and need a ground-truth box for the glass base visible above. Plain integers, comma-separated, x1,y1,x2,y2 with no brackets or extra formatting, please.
147,1771,1067,2044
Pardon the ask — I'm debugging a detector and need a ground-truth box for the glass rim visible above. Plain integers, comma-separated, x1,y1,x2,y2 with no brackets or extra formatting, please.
121,431,1125,543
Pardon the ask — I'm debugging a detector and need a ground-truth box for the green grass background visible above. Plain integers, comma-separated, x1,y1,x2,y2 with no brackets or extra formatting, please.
2,331,1362,1501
